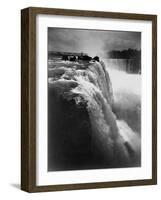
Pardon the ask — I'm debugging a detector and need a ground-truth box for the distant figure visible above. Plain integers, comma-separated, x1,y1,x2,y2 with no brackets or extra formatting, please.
62,55,68,61
93,56,100,62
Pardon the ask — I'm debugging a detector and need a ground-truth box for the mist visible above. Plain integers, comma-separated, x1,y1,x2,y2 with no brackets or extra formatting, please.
48,28,141,58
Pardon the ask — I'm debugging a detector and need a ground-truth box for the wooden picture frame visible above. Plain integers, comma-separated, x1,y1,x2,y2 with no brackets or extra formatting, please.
21,7,157,192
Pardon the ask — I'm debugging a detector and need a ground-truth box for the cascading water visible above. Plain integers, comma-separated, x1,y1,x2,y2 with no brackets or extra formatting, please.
48,59,141,169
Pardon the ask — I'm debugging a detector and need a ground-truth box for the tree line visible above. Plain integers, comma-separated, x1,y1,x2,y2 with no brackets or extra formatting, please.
108,49,141,59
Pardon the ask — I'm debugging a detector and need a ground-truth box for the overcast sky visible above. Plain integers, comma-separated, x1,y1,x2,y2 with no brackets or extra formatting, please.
48,28,141,57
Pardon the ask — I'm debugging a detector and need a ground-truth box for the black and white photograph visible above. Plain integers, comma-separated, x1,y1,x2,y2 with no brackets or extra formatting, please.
48,27,141,171
21,7,157,192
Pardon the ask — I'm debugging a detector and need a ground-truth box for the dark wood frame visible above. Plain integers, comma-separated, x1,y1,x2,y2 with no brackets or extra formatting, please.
21,7,157,193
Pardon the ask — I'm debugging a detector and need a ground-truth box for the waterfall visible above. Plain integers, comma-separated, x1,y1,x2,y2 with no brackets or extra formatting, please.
103,58,141,73
48,60,141,168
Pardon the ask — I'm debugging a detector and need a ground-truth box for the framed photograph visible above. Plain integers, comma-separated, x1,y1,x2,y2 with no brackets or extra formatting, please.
21,7,157,192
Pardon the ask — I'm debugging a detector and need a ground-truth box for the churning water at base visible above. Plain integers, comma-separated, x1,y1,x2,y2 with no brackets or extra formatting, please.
48,59,141,170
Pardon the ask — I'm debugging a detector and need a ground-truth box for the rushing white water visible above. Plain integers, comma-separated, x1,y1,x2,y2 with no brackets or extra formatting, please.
48,60,141,167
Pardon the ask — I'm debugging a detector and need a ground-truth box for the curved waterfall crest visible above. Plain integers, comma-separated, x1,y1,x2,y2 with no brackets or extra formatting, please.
49,60,140,167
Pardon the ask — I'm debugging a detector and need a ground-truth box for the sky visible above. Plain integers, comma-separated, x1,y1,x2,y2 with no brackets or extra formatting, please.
48,27,141,57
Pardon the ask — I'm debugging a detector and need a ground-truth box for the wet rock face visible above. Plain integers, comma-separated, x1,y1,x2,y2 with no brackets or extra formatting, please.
48,87,94,171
